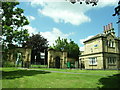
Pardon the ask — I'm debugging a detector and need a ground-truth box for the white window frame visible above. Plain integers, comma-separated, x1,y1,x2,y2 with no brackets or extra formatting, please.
89,57,97,65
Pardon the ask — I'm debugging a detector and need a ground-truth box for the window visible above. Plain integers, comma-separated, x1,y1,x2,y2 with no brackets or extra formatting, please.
106,40,108,45
89,57,97,65
108,57,116,64
112,41,114,47
106,39,115,47
108,40,111,47
91,48,93,52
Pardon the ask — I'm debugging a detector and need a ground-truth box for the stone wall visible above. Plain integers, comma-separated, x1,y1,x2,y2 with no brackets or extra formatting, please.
7,47,31,68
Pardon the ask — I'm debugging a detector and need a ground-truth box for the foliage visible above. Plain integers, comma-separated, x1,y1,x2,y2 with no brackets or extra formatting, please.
3,61,15,67
23,33,48,52
23,33,48,64
52,37,80,59
1,1,29,49
68,0,98,6
112,1,120,23
1,1,30,65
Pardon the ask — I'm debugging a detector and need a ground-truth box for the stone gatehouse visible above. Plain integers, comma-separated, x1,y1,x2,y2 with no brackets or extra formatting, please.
47,49,67,68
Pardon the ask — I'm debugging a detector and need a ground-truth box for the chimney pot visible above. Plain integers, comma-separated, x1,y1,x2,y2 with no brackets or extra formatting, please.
108,24,110,30
111,23,113,29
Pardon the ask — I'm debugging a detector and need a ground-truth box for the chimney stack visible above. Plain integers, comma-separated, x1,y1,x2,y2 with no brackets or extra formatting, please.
103,23,114,35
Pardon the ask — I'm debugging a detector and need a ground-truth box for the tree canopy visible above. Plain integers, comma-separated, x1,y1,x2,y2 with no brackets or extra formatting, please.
51,37,80,60
23,33,48,64
23,33,48,52
1,1,29,49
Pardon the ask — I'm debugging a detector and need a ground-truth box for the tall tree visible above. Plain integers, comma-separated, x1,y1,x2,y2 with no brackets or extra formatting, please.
24,34,48,52
23,33,48,64
1,1,29,49
52,37,80,60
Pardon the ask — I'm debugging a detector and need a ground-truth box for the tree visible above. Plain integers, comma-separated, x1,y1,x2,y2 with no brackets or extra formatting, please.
24,33,48,51
1,1,29,49
23,33,48,64
112,1,120,23
52,37,80,60
67,0,98,6
0,1,30,66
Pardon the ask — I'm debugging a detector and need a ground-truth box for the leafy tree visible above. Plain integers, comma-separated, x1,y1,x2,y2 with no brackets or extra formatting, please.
68,0,98,6
1,1,29,49
24,33,48,52
23,33,48,64
52,37,80,60
112,1,120,23
0,1,29,66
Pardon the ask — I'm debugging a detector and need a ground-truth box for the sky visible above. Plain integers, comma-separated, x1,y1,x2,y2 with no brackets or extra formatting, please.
17,0,119,51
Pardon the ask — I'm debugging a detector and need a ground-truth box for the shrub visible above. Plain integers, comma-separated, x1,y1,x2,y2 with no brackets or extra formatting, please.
3,61,15,67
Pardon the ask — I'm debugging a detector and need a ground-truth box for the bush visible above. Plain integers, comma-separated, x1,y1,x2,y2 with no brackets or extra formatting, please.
3,61,15,67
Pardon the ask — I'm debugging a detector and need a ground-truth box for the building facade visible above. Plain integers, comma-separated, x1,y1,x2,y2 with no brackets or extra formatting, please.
6,47,31,68
47,49,67,68
79,23,120,69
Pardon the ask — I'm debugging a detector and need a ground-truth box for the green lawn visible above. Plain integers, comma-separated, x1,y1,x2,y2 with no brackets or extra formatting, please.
1,67,120,88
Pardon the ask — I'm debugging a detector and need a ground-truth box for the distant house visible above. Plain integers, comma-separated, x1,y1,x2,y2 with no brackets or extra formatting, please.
79,23,120,69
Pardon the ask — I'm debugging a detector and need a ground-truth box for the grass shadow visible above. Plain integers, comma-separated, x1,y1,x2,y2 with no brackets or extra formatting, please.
97,73,120,89
2,69,50,79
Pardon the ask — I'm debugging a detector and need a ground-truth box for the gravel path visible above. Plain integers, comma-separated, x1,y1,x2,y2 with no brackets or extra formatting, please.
18,68,112,77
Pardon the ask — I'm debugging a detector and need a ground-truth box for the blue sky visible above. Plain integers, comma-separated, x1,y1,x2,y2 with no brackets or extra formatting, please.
17,0,119,51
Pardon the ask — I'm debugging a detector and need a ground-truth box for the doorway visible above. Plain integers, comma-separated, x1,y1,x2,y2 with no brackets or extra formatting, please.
55,56,60,68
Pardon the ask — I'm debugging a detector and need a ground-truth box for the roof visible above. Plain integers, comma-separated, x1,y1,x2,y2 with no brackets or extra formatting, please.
83,33,120,43
83,33,104,43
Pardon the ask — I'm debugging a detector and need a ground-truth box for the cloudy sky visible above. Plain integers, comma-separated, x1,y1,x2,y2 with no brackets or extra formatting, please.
17,0,118,51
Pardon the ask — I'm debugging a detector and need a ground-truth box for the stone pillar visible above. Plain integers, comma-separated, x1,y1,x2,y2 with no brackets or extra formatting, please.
105,57,108,69
23,48,31,68
47,50,52,68
62,51,67,68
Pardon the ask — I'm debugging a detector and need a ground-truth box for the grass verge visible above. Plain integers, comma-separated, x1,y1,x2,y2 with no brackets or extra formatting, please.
1,67,120,88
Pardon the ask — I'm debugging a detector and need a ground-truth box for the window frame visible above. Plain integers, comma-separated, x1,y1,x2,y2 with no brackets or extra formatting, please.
107,57,116,64
89,57,97,65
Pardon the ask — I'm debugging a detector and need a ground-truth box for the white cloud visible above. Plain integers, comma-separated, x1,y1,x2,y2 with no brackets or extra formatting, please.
22,25,73,46
40,27,74,46
27,16,35,21
80,35,94,45
97,0,118,8
38,8,91,25
30,0,118,25
23,25,37,35
37,2,91,25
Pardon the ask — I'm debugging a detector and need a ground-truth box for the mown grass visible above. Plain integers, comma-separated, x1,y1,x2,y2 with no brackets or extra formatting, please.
30,65,47,68
31,68,120,76
1,67,120,88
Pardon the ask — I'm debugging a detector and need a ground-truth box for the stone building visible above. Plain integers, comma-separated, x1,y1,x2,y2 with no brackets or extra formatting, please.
47,49,67,68
7,47,31,68
79,23,120,69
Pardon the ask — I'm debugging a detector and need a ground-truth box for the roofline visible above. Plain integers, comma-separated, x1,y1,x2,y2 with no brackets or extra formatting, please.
83,35,104,43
